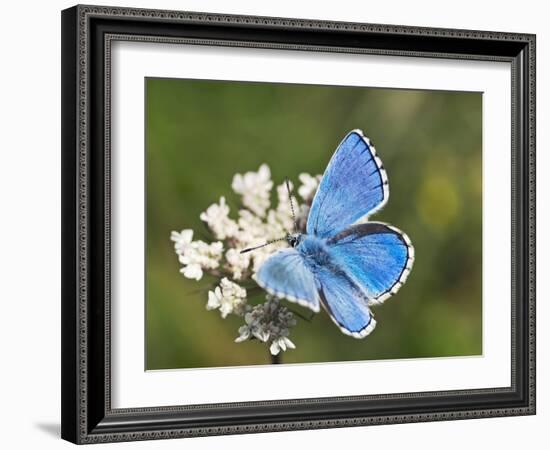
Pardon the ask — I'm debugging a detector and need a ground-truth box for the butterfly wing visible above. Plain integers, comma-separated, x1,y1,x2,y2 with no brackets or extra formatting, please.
327,222,414,306
307,130,388,238
314,264,377,338
254,248,320,312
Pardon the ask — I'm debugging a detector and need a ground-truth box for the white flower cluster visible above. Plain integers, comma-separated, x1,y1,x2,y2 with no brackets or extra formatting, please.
207,277,247,318
199,196,239,240
171,164,322,358
170,230,223,280
231,163,272,217
235,296,297,356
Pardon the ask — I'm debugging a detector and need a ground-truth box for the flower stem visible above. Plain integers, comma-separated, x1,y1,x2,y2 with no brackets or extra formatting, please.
271,353,281,364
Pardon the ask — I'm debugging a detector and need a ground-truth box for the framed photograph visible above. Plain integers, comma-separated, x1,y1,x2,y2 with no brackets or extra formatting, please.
61,4,536,444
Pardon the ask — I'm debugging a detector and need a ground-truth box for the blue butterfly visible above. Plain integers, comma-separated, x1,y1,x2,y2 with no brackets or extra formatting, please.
246,130,414,338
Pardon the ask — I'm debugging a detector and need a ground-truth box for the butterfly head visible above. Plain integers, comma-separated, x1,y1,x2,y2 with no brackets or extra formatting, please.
286,232,302,248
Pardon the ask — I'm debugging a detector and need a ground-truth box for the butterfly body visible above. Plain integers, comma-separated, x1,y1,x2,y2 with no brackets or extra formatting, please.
296,234,329,264
254,130,414,338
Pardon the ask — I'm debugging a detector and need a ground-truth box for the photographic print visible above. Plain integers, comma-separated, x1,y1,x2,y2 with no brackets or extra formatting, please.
146,78,482,370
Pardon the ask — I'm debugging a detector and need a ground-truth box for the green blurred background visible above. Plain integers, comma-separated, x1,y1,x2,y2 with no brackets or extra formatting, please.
145,77,482,369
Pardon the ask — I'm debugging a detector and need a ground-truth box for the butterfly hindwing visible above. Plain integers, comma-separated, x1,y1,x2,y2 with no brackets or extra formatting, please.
314,262,376,338
307,130,388,238
327,222,414,305
287,233,376,338
254,248,320,312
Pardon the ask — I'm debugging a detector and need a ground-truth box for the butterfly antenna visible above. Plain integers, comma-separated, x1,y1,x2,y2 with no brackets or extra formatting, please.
240,237,286,254
285,177,298,233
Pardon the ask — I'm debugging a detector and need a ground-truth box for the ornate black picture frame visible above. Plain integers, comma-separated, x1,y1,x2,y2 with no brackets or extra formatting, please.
61,4,536,444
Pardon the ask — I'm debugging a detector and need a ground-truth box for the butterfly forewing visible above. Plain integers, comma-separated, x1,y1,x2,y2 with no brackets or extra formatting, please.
306,130,388,238
254,248,321,312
